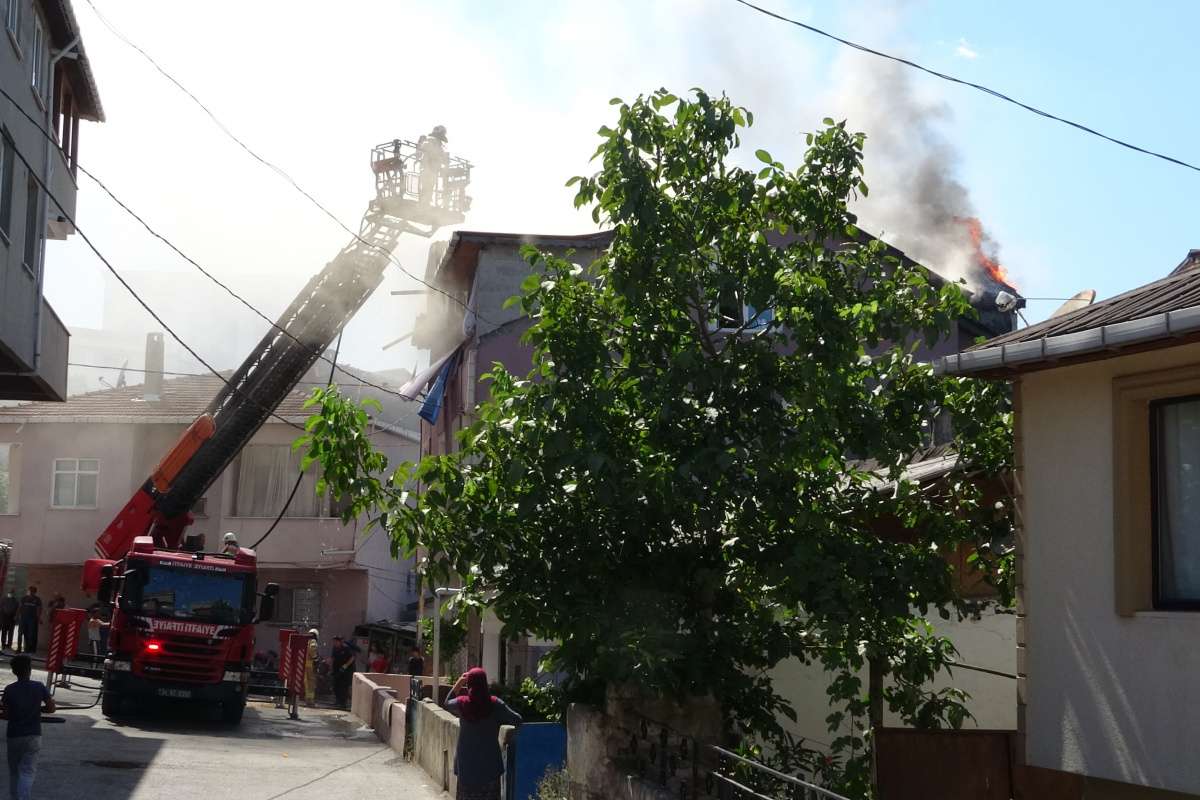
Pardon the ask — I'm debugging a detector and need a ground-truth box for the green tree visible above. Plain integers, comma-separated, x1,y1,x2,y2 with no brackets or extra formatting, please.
298,89,1012,796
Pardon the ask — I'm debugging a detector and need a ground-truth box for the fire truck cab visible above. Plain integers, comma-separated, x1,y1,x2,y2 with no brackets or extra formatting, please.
84,537,278,723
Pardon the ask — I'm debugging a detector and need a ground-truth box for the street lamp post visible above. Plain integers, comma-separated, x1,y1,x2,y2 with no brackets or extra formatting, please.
431,587,461,693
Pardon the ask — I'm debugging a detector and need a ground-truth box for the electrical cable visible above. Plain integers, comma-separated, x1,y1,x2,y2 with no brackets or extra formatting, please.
76,167,423,402
251,331,343,550
0,39,435,405
79,0,502,323
0,130,307,432
732,0,1200,175
67,360,419,389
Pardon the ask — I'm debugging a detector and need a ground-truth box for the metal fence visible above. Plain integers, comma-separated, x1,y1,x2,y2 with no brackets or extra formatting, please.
620,712,852,800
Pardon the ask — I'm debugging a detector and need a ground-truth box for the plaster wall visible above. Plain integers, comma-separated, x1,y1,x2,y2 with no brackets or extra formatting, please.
1019,341,1200,795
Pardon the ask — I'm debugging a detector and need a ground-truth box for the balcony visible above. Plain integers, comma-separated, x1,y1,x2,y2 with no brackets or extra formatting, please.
0,297,69,401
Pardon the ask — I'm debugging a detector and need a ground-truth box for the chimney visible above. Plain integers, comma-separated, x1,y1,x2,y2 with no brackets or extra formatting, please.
1170,249,1200,277
144,332,164,402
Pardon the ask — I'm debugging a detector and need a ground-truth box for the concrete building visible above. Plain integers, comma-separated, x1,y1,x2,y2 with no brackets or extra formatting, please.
940,249,1200,798
0,346,422,659
405,229,613,681
0,0,102,401
403,228,1019,715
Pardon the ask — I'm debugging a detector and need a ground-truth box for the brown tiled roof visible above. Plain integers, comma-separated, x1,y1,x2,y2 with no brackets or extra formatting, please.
0,373,312,421
939,252,1200,376
0,368,420,437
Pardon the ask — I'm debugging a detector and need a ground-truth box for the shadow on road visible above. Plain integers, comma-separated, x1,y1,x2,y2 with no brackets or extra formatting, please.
37,714,165,800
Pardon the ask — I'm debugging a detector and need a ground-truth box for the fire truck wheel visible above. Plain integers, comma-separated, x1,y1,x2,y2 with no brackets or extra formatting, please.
222,697,246,725
101,690,120,718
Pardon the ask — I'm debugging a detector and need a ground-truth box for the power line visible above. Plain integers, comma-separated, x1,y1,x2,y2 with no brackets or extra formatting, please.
64,360,424,433
0,58,424,406
0,127,306,432
76,166,421,402
80,0,498,320
251,331,344,550
731,0,1200,175
67,360,416,389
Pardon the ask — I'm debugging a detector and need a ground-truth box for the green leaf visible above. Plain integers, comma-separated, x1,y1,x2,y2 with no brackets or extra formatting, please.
755,148,773,164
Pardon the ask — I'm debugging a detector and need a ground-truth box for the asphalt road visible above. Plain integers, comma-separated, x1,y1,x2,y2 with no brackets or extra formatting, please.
0,670,448,800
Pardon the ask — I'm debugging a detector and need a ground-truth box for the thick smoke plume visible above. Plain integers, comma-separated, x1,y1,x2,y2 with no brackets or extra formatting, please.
826,56,1012,291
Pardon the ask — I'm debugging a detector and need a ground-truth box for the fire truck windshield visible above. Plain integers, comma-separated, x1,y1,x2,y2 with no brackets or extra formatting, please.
129,564,254,625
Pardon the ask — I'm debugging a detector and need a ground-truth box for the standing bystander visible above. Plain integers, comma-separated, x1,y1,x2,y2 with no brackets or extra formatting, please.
406,646,425,677
443,668,522,800
0,655,54,800
16,589,41,655
330,636,355,709
0,592,16,651
86,610,109,657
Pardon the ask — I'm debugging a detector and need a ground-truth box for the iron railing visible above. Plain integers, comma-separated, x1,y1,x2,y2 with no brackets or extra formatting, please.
619,712,852,800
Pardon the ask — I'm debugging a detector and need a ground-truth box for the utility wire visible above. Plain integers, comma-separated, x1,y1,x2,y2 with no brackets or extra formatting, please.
63,361,424,432
76,164,422,402
68,360,416,388
0,62,424,405
251,332,341,550
0,128,306,431
732,0,1200,175
80,0,499,321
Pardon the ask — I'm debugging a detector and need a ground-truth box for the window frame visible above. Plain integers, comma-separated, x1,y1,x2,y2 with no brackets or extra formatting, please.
232,444,340,519
21,174,37,276
270,585,322,627
29,11,45,106
1148,393,1200,610
1113,365,1200,616
0,131,14,243
0,442,18,516
4,0,19,58
50,457,100,510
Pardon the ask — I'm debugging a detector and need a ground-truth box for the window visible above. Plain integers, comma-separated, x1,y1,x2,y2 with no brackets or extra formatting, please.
29,13,45,101
0,444,17,515
22,175,37,274
1113,366,1200,615
191,496,208,517
51,458,99,509
234,445,338,518
0,134,13,240
275,586,321,627
1151,396,1200,608
710,289,774,333
4,0,18,47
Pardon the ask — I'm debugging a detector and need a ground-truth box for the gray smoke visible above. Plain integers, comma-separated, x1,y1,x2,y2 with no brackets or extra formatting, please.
826,56,1007,290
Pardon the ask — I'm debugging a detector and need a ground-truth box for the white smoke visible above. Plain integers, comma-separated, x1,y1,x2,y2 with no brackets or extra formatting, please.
823,54,1006,290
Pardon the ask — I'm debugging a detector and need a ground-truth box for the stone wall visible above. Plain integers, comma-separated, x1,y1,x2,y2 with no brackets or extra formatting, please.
350,671,514,796
566,687,722,800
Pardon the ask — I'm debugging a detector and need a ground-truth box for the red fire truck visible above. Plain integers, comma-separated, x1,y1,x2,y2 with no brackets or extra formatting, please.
73,134,471,723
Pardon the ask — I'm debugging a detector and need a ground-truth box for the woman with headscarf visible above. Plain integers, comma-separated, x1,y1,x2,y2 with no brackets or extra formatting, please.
443,667,522,800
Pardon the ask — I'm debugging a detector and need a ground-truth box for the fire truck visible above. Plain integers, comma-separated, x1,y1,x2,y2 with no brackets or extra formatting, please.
75,133,471,723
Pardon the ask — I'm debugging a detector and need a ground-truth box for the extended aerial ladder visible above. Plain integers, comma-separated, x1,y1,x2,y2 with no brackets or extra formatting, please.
96,133,472,558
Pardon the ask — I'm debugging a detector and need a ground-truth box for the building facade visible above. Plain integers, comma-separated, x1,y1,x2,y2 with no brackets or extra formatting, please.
0,350,422,662
942,251,1200,799
0,0,102,401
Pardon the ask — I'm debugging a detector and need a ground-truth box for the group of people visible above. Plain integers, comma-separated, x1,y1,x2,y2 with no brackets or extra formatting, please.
0,588,63,655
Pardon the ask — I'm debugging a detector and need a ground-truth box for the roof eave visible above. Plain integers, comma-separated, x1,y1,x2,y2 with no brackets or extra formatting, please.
937,304,1200,378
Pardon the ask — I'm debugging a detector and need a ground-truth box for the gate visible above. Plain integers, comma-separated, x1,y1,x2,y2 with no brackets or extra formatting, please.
874,728,1015,800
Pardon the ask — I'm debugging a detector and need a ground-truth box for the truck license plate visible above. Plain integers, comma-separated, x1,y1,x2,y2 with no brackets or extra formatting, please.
156,688,192,699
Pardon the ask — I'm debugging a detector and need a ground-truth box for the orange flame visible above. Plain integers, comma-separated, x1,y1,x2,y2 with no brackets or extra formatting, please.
959,217,1013,288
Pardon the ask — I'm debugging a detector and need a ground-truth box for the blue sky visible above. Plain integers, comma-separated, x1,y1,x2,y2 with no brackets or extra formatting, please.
43,0,1199,378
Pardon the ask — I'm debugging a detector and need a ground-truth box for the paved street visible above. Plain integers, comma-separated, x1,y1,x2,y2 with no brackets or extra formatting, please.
2,669,446,800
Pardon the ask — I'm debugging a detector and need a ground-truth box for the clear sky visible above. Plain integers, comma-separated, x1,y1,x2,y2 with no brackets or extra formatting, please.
42,0,1200,379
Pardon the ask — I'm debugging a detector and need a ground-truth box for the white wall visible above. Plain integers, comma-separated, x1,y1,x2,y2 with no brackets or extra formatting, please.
769,607,1016,753
1020,341,1200,795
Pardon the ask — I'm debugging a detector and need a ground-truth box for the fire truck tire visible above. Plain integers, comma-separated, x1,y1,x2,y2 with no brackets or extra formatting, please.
101,690,120,718
222,697,246,725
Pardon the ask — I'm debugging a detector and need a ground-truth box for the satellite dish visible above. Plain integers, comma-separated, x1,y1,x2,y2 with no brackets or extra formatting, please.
1050,289,1096,318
